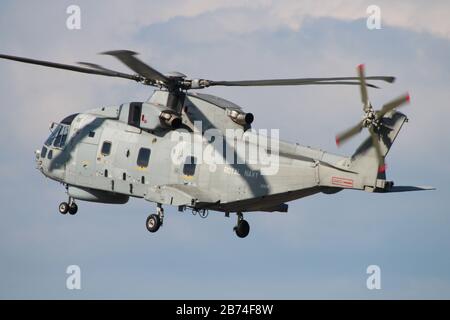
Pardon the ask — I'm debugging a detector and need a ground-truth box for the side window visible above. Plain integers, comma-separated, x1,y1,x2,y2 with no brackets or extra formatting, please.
137,148,151,168
128,102,142,127
183,156,197,176
101,141,112,156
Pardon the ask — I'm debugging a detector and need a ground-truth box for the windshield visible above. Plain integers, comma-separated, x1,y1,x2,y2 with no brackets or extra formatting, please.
45,123,70,148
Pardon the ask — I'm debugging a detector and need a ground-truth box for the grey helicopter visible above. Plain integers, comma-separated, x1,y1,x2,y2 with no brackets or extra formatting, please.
0,50,433,238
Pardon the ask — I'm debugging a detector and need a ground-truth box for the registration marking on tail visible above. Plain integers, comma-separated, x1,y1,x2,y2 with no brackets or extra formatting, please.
332,176,354,188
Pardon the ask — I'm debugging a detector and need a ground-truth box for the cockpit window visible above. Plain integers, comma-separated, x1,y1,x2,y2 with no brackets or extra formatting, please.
60,113,79,125
53,128,63,147
41,146,48,158
45,126,58,146
45,123,70,148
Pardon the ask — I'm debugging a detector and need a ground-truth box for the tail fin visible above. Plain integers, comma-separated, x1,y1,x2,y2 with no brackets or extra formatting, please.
350,111,408,189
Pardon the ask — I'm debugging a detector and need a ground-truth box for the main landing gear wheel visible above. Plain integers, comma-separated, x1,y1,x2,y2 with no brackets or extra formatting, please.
146,214,161,233
234,213,250,238
59,202,69,215
146,204,164,233
68,203,78,215
59,197,78,215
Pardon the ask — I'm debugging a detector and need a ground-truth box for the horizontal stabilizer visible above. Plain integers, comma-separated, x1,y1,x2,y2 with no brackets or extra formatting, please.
382,185,435,193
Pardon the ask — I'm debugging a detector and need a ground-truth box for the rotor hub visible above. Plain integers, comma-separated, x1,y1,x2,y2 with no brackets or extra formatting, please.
335,64,410,171
363,109,376,127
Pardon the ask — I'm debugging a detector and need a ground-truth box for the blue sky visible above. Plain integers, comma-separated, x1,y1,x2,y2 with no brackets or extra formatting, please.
0,0,449,299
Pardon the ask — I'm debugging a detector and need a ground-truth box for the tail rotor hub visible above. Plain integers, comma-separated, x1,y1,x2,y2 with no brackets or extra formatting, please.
363,109,377,128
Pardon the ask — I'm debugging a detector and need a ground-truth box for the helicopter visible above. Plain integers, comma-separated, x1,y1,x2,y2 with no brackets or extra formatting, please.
0,50,434,238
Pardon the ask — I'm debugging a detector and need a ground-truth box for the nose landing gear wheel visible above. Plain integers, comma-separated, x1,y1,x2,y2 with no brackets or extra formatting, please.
146,214,161,233
59,202,69,215
234,219,250,238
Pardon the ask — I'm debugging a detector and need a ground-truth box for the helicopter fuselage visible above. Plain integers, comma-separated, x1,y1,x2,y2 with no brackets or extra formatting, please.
35,90,404,214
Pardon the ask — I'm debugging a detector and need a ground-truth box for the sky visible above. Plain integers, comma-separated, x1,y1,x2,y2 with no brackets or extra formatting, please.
0,0,449,299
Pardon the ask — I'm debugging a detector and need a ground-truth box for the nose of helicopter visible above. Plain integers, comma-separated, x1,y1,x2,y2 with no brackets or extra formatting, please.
34,142,57,180
35,147,45,171
35,117,76,181
35,148,41,161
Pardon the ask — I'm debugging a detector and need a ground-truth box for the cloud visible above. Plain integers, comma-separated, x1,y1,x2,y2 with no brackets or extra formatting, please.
74,0,450,40
1,1,450,299
265,0,450,39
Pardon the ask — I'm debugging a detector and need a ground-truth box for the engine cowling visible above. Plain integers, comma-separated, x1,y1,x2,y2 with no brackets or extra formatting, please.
228,109,254,126
159,110,182,129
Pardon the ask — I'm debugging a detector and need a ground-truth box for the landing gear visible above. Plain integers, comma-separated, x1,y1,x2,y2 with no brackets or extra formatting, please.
68,203,78,215
59,197,78,215
59,202,69,215
146,204,164,233
146,214,161,233
233,213,250,238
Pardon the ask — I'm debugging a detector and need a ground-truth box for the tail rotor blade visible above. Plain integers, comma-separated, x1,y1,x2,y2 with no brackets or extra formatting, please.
335,120,364,146
377,93,410,119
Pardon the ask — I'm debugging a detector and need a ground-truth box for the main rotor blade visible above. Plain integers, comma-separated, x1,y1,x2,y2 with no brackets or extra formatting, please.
0,53,140,81
207,78,383,88
376,93,410,119
296,81,380,88
335,120,364,146
101,50,169,83
77,62,116,73
358,64,370,112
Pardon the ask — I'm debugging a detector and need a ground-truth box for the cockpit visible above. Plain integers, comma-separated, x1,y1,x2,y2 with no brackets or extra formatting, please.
44,113,78,149
36,113,79,180
45,123,70,148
